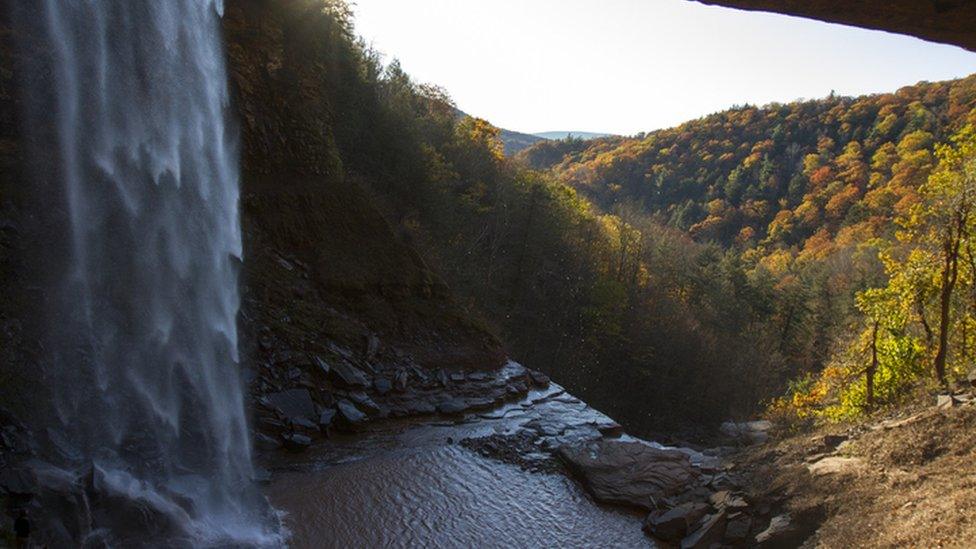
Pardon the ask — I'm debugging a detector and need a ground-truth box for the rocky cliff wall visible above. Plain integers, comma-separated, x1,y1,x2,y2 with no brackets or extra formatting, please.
222,0,504,381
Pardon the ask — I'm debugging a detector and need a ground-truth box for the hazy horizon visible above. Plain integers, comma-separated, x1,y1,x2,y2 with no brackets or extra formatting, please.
353,0,976,136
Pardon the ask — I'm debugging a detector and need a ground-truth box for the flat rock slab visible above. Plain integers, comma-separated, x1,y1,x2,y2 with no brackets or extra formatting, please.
282,433,312,453
336,400,367,430
266,388,316,422
720,420,771,444
331,361,370,388
437,398,469,415
756,513,794,546
807,456,863,476
644,501,711,541
318,409,337,430
373,378,392,395
347,391,381,414
681,510,726,549
558,439,698,510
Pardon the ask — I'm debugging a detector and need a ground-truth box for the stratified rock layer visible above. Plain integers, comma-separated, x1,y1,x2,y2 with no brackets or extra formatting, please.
558,439,699,510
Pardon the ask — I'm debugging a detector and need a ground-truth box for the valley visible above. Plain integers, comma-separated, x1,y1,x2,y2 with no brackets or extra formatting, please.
2,0,976,547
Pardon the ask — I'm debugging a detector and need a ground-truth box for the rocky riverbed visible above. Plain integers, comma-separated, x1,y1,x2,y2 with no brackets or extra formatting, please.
0,352,795,547
255,359,787,548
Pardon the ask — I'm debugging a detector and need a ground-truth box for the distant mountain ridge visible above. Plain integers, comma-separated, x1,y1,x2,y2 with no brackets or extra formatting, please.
532,131,613,140
454,108,612,156
521,75,976,250
497,127,546,156
493,129,614,156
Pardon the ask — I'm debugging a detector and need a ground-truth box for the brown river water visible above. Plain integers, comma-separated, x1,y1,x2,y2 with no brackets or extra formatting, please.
263,385,657,548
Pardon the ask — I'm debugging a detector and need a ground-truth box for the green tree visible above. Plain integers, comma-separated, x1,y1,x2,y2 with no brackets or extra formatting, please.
902,124,976,383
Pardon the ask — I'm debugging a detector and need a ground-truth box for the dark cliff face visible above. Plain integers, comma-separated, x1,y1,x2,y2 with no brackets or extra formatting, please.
694,0,976,52
221,0,505,375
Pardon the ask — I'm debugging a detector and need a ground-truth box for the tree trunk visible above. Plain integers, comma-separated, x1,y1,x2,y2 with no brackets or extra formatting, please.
867,321,878,412
916,298,934,347
934,215,963,385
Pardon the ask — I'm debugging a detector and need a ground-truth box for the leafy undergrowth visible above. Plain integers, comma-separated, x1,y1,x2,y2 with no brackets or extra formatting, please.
739,399,976,547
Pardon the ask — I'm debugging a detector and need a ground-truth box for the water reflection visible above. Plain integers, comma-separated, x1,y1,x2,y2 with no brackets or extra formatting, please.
264,385,653,547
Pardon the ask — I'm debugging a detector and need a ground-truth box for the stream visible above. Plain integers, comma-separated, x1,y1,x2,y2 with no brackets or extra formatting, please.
263,385,657,548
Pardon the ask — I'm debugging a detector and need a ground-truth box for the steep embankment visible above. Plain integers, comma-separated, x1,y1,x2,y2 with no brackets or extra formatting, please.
223,0,504,380
734,390,976,547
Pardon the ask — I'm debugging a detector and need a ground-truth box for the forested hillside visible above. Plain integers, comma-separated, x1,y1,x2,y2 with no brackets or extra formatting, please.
523,77,976,422
219,0,976,434
525,79,976,249
220,0,812,434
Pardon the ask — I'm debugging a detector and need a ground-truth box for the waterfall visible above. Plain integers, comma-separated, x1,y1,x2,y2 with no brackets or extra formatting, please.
19,0,279,544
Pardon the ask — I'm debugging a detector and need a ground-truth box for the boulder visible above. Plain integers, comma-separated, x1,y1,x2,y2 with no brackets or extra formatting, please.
282,433,312,453
524,417,568,437
528,369,550,388
812,433,848,453
710,490,749,510
643,502,710,541
289,416,318,432
257,416,287,433
266,388,316,423
706,472,740,491
336,400,367,431
756,513,795,546
681,511,727,549
409,365,429,383
314,356,331,376
318,409,337,431
319,390,336,408
348,391,381,415
374,378,392,395
394,369,410,391
464,398,495,411
501,361,528,381
937,394,960,409
720,420,771,444
807,456,862,476
724,513,752,543
406,400,437,415
437,398,469,415
87,465,189,540
558,440,698,510
254,433,281,451
597,421,624,438
331,361,370,388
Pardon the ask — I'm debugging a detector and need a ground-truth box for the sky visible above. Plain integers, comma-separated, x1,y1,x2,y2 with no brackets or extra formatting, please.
351,0,976,136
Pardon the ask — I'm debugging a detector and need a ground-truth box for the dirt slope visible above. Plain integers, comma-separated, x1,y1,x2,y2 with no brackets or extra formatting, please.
737,396,976,547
